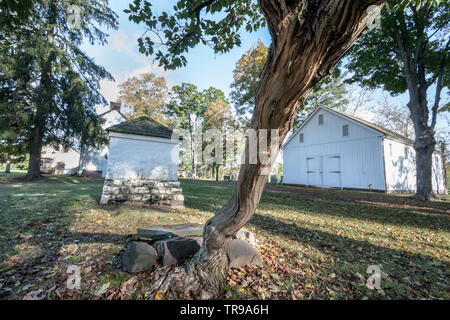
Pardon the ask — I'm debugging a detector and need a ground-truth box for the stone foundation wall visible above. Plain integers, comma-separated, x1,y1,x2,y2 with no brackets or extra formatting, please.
100,179,184,209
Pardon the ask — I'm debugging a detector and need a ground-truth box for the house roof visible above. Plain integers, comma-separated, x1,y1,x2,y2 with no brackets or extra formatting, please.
99,108,128,121
107,116,182,140
283,106,415,148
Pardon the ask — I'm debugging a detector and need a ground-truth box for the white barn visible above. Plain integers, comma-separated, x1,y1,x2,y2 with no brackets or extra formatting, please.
100,116,184,208
282,106,446,194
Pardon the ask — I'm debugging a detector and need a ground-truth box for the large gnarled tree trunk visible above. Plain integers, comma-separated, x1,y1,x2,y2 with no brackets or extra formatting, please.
153,0,385,299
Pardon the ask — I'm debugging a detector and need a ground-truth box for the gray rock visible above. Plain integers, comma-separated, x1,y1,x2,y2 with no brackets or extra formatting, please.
153,237,201,266
235,229,257,248
137,228,175,242
122,242,158,273
191,237,203,247
147,224,204,238
227,239,262,268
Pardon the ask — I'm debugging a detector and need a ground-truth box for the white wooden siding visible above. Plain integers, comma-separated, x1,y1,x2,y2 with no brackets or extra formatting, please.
283,107,446,194
383,138,445,193
283,108,386,190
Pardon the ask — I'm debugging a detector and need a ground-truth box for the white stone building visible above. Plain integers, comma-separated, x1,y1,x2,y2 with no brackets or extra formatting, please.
282,106,446,193
78,102,127,177
100,116,184,208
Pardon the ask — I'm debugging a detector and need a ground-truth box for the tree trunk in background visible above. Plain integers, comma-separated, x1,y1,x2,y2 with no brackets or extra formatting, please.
215,165,219,181
190,128,196,178
25,2,56,181
442,144,448,194
404,69,438,200
5,160,11,173
153,0,385,299
26,128,43,180
412,123,436,200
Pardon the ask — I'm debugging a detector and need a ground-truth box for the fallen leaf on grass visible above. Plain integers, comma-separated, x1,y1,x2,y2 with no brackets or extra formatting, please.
154,292,164,300
93,283,110,296
120,276,137,296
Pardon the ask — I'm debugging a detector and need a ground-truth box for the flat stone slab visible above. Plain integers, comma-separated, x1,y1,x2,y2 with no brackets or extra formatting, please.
137,229,175,242
141,224,204,239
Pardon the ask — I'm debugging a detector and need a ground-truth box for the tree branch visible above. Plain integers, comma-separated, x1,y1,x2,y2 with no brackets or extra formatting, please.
430,47,447,129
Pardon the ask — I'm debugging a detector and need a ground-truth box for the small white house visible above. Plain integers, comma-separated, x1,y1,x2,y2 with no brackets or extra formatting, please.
100,116,184,208
78,102,128,177
40,146,80,175
282,106,446,194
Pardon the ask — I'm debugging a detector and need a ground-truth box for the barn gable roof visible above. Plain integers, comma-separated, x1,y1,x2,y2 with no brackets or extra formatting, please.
107,116,182,140
283,106,415,148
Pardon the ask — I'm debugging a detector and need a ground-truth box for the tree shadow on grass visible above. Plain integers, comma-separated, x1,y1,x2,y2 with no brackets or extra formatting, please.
265,184,450,214
249,212,448,298
180,180,449,232
250,212,448,270
259,191,450,232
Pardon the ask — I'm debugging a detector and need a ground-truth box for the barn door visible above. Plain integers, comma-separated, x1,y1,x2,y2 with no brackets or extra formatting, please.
323,155,342,189
307,157,322,187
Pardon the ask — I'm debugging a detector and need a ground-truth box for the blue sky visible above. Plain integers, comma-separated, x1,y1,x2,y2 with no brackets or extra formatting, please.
82,1,271,114
81,1,448,140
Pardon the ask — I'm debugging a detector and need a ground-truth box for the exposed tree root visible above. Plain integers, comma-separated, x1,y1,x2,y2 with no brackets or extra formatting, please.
409,192,440,201
151,246,229,300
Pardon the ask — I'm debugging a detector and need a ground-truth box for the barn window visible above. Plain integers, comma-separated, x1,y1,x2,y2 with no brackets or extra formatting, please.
318,114,324,125
404,146,408,159
342,125,349,137
389,143,393,156
299,133,304,143
40,160,44,168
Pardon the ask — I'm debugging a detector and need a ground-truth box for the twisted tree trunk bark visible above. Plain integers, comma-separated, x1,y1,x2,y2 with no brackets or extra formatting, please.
153,0,385,299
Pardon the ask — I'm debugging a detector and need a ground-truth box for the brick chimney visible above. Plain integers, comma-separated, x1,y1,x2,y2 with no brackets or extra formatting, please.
110,102,121,112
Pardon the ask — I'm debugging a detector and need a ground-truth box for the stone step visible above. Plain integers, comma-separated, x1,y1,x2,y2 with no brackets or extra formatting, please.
137,228,175,242
140,224,204,239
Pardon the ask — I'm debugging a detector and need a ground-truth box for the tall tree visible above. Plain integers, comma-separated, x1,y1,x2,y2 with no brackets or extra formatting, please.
167,83,205,178
0,0,118,179
231,39,269,128
294,69,349,128
346,0,449,200
230,40,348,129
0,0,37,30
203,99,235,181
0,136,27,173
374,95,415,137
341,84,375,116
127,0,385,299
118,73,169,123
167,84,226,177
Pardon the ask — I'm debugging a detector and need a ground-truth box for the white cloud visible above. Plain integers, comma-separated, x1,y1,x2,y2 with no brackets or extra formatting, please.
95,30,172,114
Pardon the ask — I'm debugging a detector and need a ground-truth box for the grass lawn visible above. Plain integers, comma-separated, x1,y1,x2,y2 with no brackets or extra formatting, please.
0,172,448,300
